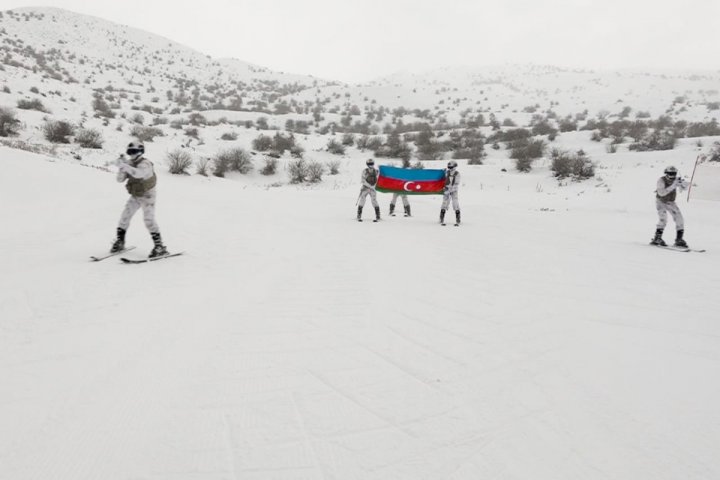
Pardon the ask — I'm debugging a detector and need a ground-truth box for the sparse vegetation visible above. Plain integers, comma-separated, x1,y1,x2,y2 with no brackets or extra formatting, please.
17,98,47,112
167,149,193,174
130,125,164,142
42,119,74,143
288,158,308,183
74,128,103,148
0,107,21,137
550,149,595,180
213,147,253,177
510,139,546,172
261,157,278,175
307,160,324,183
327,160,340,175
327,138,345,155
195,157,210,176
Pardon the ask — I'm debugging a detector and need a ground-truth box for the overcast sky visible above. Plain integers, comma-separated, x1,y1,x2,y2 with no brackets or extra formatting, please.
3,0,720,82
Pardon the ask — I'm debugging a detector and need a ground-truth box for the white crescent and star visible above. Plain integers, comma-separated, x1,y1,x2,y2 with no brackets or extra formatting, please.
403,181,422,192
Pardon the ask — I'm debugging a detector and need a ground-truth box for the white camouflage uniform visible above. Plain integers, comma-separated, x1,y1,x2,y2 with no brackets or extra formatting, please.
655,176,687,230
441,168,461,211
116,157,160,234
390,192,410,208
358,166,379,207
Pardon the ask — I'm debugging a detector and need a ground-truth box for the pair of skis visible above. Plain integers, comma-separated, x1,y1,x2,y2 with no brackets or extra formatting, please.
90,247,183,263
650,244,705,253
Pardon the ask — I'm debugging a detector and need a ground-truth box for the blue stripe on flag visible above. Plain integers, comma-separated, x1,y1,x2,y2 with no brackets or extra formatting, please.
379,165,445,181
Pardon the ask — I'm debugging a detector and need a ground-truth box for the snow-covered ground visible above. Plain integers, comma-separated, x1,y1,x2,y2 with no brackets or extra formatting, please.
1,136,719,479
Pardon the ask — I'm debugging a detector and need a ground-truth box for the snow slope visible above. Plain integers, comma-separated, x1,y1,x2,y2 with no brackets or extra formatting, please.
1,139,720,480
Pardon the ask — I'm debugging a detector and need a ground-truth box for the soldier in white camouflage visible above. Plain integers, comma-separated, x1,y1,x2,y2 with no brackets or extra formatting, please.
440,160,461,225
651,165,689,247
111,142,169,257
357,158,381,222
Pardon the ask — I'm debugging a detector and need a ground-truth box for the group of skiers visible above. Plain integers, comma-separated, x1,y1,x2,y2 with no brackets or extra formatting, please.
108,141,694,258
357,158,462,225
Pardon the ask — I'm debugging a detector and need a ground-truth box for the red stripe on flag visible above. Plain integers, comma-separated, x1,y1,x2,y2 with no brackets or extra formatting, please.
376,177,445,194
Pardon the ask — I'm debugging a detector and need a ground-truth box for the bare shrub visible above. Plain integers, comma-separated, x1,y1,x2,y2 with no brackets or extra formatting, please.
327,138,345,155
167,149,193,174
288,158,308,183
0,107,21,137
215,147,253,175
327,160,340,175
550,149,595,180
628,130,676,152
74,128,103,148
307,160,324,183
290,145,304,158
510,139,546,172
17,98,48,112
130,112,145,124
341,133,355,146
43,119,74,143
252,134,273,151
130,125,164,142
220,131,238,141
261,157,278,175
706,141,720,162
195,157,210,176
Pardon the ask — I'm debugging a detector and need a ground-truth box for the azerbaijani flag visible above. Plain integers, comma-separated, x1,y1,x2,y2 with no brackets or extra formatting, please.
376,165,445,195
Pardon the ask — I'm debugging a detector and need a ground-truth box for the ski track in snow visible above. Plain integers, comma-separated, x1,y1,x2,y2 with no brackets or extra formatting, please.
1,146,720,480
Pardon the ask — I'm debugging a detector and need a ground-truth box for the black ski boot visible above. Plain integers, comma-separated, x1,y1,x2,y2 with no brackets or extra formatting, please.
674,229,688,248
357,206,363,222
389,203,396,216
455,210,461,226
440,209,446,225
110,227,126,253
149,232,168,258
374,206,381,222
650,228,666,246
404,205,411,217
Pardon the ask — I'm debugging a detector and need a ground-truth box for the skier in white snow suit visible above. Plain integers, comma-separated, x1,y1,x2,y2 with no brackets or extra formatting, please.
651,165,689,247
389,192,411,217
440,160,461,225
357,158,381,221
111,142,169,257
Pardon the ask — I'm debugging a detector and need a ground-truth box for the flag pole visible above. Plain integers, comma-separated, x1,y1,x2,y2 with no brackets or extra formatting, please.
687,154,702,202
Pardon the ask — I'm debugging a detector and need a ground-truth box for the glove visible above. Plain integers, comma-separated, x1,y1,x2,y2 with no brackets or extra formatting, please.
114,154,127,167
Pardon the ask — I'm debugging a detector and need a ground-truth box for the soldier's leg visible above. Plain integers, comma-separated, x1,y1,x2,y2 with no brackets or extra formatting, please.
139,190,160,234
655,199,669,230
118,195,141,231
667,202,684,231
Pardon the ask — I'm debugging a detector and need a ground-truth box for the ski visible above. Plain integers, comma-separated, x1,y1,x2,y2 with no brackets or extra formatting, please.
651,244,704,253
120,252,184,264
90,246,136,262
454,223,460,227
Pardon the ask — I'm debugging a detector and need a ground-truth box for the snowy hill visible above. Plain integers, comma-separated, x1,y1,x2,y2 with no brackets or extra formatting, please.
2,6,720,479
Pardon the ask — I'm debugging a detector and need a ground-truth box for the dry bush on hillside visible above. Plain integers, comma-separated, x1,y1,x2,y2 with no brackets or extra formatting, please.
0,107,21,137
550,149,595,180
167,149,193,174
43,120,74,143
74,128,103,148
17,98,48,112
261,157,278,175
